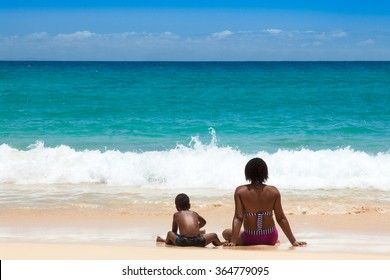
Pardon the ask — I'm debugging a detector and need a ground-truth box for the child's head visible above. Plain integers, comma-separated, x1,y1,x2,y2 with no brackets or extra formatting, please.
175,193,190,210
245,157,269,184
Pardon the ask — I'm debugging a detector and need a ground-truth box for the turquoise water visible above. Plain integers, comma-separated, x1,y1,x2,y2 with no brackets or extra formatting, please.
2,61,389,152
1,61,390,190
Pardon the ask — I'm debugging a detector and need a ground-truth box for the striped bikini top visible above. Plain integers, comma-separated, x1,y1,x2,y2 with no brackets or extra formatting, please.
244,211,274,235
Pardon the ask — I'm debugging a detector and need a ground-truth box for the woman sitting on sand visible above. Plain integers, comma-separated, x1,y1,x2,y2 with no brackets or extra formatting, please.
223,158,306,247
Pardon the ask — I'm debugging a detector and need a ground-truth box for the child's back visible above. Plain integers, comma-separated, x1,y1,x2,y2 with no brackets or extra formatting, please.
174,210,203,237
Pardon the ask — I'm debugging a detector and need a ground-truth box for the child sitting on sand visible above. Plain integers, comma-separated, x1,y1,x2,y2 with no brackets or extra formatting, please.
156,193,223,247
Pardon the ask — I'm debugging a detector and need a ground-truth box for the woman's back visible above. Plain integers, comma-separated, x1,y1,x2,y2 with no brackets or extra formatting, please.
236,184,278,231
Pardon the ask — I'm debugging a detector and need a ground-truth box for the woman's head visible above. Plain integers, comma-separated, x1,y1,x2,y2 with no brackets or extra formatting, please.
244,158,268,184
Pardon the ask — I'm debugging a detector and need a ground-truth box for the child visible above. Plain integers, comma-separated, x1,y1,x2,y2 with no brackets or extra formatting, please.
156,193,223,247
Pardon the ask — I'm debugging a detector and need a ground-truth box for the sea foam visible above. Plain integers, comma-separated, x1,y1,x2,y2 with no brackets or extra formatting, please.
0,138,389,190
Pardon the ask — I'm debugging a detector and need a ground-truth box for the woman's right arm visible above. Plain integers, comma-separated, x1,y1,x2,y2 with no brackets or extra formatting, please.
226,187,244,246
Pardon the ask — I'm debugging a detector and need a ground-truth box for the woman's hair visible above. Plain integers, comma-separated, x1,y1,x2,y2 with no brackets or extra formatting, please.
175,193,190,210
244,157,269,183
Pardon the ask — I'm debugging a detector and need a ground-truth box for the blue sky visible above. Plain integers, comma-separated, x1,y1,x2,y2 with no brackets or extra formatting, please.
1,1,389,60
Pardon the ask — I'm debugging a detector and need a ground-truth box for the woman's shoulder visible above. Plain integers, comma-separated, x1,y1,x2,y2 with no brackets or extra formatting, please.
264,184,278,189
235,184,249,191
236,184,279,190
263,184,281,196
235,184,280,196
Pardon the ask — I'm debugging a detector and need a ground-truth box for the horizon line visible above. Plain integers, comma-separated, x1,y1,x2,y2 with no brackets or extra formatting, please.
1,60,389,63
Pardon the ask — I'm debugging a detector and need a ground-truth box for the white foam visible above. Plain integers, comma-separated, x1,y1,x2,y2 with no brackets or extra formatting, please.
1,136,389,190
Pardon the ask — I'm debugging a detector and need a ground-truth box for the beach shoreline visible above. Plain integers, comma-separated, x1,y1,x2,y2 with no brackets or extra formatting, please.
1,208,390,260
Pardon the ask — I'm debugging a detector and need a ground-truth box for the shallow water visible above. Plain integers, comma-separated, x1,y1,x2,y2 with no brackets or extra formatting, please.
1,183,390,215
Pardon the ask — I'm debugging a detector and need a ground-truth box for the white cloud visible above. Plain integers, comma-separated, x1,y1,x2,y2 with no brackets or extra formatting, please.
314,32,328,41
26,32,49,40
1,28,388,61
331,30,348,38
56,31,96,41
358,39,375,46
211,30,234,39
312,30,348,42
160,31,180,39
264,29,283,35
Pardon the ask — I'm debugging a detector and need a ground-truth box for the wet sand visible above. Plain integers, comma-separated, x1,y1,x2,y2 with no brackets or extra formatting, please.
1,204,390,260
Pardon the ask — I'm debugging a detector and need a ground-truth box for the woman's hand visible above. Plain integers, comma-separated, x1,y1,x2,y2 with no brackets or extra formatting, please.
292,241,307,246
223,242,237,247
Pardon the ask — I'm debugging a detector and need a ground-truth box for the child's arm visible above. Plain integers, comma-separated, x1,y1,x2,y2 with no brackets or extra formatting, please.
171,213,179,234
198,214,206,229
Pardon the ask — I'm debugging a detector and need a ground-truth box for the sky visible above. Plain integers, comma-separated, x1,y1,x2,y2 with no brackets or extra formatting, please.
1,1,389,61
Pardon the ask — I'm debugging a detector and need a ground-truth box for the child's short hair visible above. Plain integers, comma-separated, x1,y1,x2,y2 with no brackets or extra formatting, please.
245,157,269,183
175,193,190,210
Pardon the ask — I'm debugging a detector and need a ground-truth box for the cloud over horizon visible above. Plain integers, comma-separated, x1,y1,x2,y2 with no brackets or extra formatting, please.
0,28,388,61
1,3,389,61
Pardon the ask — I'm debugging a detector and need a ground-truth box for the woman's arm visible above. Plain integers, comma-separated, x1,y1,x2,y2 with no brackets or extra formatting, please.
274,190,306,246
226,187,244,246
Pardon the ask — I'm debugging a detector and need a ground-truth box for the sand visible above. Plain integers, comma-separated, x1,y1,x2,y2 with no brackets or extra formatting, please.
1,205,390,260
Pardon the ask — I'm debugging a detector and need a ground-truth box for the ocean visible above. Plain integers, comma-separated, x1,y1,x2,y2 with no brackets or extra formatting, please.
1,61,390,242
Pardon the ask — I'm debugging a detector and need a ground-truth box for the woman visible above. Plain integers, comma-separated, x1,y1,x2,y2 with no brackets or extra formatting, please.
223,158,306,247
